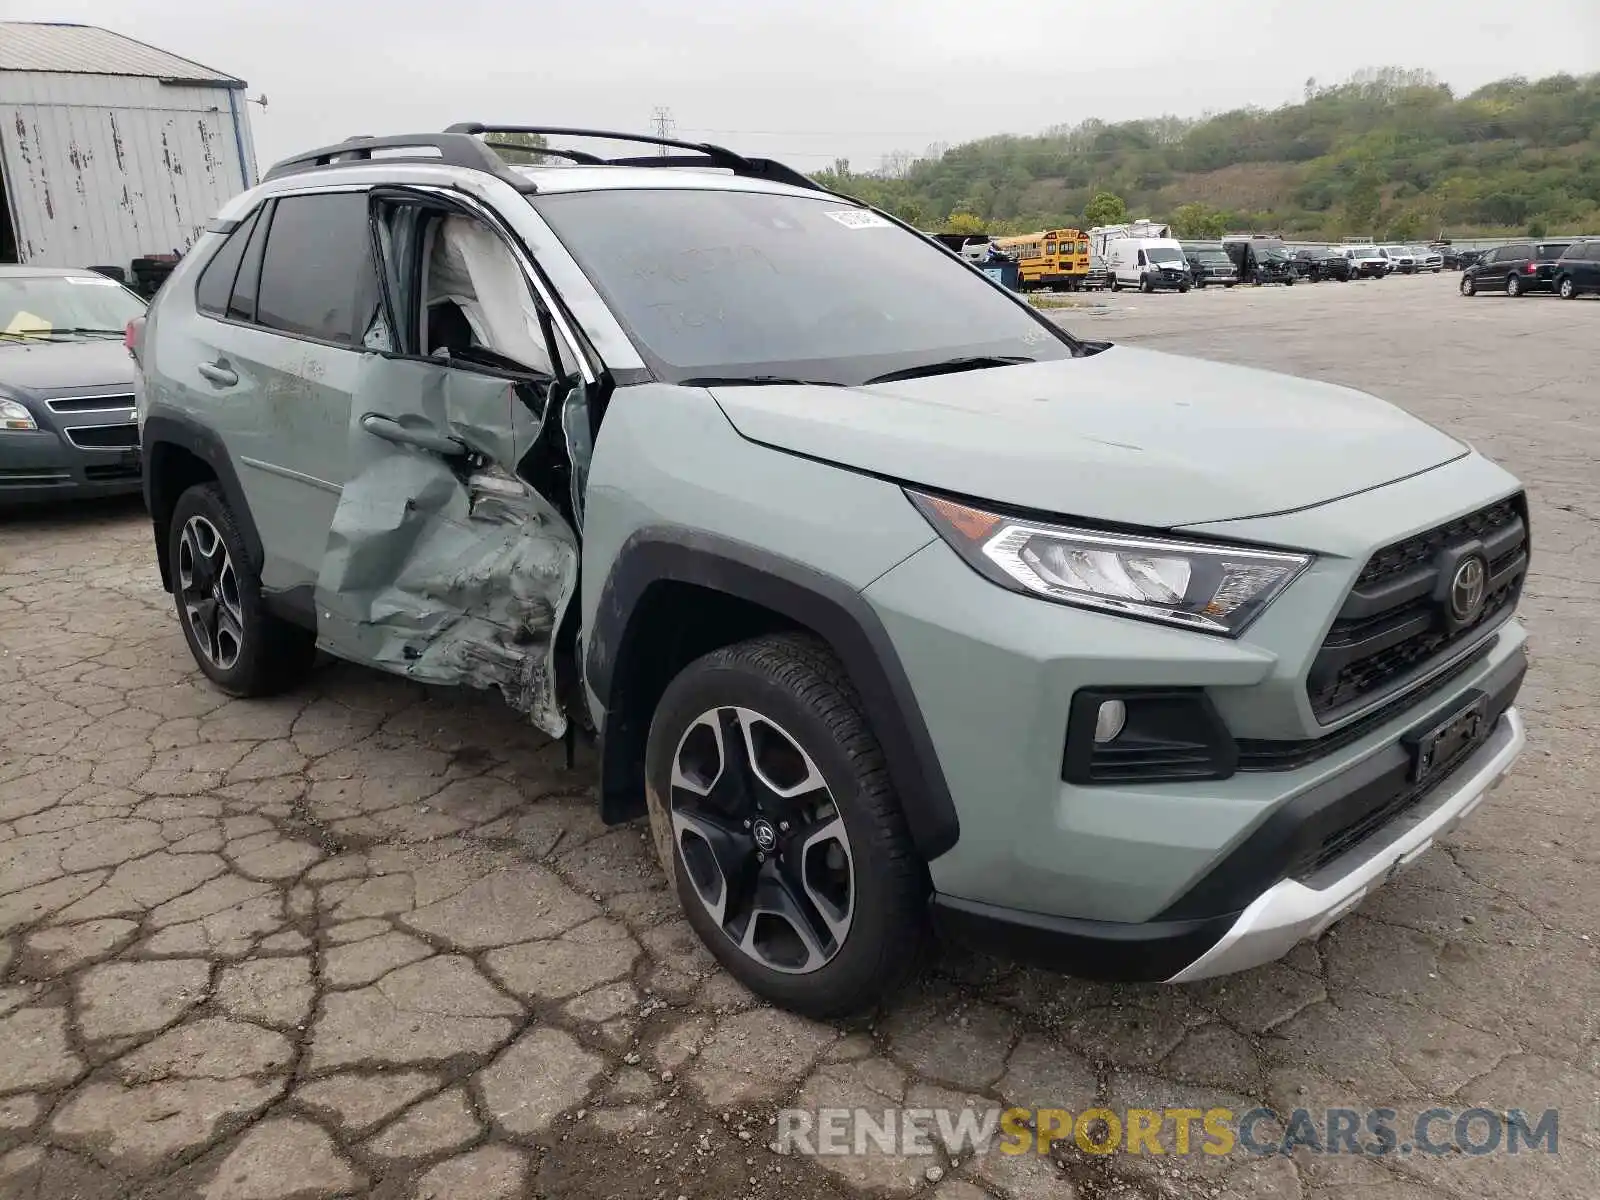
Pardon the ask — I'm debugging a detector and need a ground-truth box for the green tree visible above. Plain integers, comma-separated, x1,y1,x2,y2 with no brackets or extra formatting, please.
943,211,987,235
486,131,550,164
1170,202,1227,238
1343,167,1382,236
1084,190,1127,227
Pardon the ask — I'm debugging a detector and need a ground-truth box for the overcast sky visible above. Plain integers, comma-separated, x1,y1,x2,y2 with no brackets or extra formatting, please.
17,0,1600,175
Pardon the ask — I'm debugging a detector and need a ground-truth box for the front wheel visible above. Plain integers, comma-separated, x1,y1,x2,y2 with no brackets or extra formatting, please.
167,483,317,696
1558,277,1577,299
1506,275,1523,297
1178,283,1191,293
1139,277,1153,294
1460,275,1477,297
643,634,927,1018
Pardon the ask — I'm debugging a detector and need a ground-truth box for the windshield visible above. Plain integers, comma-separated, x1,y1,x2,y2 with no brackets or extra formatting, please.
531,189,1076,385
0,274,145,340
1350,246,1378,257
1197,252,1230,265
1146,246,1184,264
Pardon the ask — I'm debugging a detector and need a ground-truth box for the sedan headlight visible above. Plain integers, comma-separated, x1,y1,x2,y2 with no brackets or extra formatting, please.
910,492,1311,636
0,397,38,431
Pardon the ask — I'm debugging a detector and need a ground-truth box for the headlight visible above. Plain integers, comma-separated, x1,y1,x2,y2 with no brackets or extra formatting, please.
910,491,1311,636
0,398,38,431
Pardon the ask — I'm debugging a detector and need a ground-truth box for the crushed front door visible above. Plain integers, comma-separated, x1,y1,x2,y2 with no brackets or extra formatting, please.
313,356,578,737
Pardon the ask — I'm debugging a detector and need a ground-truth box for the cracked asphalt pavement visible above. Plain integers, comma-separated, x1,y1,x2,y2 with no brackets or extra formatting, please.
2,273,1597,1199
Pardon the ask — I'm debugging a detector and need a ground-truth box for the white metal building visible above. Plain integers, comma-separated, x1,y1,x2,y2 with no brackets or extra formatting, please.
0,22,256,271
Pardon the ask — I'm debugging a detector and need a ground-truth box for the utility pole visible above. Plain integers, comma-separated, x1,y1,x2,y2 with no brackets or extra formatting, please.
650,106,675,154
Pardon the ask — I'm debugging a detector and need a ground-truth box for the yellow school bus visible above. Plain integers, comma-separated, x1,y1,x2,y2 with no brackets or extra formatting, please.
991,228,1091,290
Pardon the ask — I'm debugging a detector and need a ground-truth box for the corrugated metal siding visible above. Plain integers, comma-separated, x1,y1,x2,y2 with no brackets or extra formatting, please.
0,23,241,84
0,72,254,268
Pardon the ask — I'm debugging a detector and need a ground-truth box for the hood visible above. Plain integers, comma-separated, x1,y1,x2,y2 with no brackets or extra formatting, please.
710,347,1467,529
0,339,135,395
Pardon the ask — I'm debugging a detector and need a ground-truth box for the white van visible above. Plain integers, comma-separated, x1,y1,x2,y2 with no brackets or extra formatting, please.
1106,237,1192,292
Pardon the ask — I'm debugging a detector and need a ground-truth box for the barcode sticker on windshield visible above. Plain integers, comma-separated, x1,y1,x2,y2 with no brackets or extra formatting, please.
825,210,890,230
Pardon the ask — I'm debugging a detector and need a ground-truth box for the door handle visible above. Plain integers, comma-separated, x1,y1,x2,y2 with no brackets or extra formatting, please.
197,360,237,387
359,412,468,458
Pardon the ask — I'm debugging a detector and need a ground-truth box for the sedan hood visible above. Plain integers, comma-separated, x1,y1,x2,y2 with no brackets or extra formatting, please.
0,339,135,394
710,346,1467,528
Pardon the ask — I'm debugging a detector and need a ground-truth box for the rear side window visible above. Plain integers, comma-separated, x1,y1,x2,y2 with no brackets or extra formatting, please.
194,208,261,316
255,192,379,345
1535,243,1571,260
227,205,272,323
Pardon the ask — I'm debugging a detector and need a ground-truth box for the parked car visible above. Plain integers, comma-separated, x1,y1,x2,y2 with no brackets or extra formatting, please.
1552,240,1600,299
135,125,1531,1017
1341,245,1390,278
1416,246,1444,272
1459,241,1574,297
1292,246,1351,281
1083,254,1110,290
1380,245,1418,274
1180,242,1238,287
0,267,148,505
1223,237,1296,285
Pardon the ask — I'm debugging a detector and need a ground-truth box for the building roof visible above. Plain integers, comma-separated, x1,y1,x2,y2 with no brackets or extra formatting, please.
0,22,243,87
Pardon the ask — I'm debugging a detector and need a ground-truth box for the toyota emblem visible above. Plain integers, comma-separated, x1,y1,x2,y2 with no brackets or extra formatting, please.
1448,556,1487,624
751,818,777,851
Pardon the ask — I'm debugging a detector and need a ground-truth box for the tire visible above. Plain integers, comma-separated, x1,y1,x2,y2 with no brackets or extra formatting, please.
1460,275,1476,297
1506,274,1522,297
167,483,317,697
1225,282,1236,288
1139,277,1153,294
643,634,927,1017
1178,283,1191,293
1109,275,1120,292
1558,276,1576,300
1285,278,1295,287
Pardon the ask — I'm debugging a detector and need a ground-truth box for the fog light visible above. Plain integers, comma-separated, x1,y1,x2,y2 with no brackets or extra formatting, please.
1093,699,1127,744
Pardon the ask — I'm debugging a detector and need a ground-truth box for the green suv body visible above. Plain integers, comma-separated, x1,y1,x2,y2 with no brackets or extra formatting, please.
135,127,1529,1015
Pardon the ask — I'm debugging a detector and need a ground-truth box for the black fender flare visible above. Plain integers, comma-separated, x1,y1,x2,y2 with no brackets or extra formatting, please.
586,528,960,862
142,409,263,590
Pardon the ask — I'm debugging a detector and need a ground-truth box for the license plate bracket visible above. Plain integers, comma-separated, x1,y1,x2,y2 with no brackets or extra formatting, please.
1402,691,1489,785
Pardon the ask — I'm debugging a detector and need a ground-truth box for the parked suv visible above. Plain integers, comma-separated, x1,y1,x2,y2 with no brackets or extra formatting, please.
1342,246,1390,278
1292,246,1351,282
1179,242,1238,287
136,127,1530,1017
1552,240,1600,299
1459,241,1574,296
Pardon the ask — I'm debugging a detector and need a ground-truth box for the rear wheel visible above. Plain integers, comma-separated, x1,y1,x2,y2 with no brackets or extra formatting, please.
168,483,317,696
643,634,927,1017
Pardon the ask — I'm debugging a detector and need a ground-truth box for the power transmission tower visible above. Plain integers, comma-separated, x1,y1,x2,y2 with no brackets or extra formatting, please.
650,106,675,154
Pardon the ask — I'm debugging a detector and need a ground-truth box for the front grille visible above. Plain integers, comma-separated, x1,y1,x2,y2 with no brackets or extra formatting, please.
1308,495,1528,722
45,393,135,414
65,423,139,450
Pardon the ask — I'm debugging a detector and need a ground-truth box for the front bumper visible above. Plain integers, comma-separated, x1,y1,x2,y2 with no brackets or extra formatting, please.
0,430,143,504
932,650,1525,982
1167,706,1523,980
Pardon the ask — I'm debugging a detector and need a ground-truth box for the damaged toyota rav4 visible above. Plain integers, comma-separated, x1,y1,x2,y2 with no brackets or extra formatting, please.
136,126,1530,1017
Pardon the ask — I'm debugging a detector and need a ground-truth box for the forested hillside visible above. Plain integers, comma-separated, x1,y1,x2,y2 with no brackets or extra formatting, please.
812,69,1600,240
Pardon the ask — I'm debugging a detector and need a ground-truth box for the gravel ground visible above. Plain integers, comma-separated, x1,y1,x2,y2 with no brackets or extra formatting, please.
1,270,1596,1199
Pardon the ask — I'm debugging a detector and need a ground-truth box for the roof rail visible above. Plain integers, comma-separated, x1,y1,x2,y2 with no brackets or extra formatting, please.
446,124,826,192
260,125,830,197
261,132,532,188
